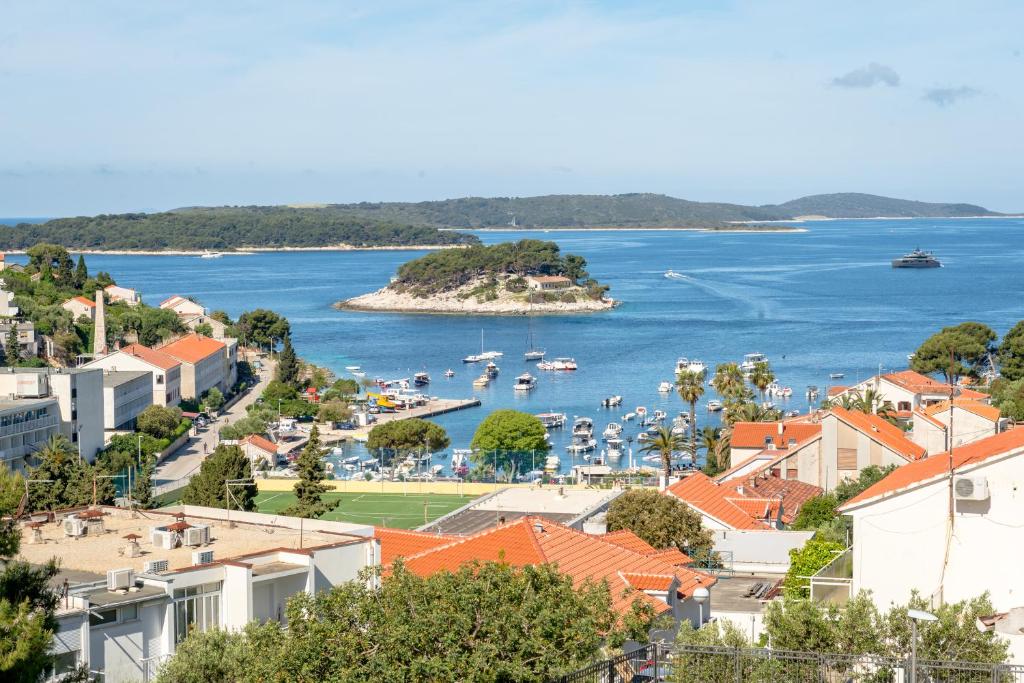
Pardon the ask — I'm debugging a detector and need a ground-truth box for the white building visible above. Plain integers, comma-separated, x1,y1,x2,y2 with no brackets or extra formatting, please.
525,275,572,291
102,370,153,430
18,505,379,682
104,284,141,306
84,344,183,407
0,367,105,463
910,399,1007,456
0,280,19,316
158,334,235,400
61,295,96,322
836,369,989,417
178,312,228,339
838,427,1024,660
0,396,60,472
159,295,205,317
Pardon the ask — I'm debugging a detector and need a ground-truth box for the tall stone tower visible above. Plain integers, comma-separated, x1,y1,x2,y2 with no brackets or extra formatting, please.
93,290,107,355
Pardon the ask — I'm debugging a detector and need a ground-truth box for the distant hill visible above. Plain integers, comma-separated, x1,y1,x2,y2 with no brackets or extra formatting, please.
311,192,1003,227
0,193,1002,252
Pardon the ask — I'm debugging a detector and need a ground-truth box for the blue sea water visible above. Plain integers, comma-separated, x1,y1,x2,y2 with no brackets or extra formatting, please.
5,217,1023,472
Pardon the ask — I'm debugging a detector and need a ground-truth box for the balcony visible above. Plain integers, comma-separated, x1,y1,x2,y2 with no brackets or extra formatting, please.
0,413,59,438
810,546,853,605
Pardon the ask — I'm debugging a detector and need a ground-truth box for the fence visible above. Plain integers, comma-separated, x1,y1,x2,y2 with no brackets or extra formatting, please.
552,643,1024,682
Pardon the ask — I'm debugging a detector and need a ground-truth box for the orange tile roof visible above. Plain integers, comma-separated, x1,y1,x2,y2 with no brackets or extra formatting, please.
240,434,278,454
120,343,181,371
67,295,95,308
620,572,675,591
396,517,715,615
374,527,457,565
882,370,950,394
841,427,1024,510
665,472,773,530
159,333,226,364
913,408,946,430
827,386,848,397
724,475,823,525
925,399,1001,423
601,529,658,555
649,548,692,565
159,295,188,308
731,422,821,449
830,407,926,461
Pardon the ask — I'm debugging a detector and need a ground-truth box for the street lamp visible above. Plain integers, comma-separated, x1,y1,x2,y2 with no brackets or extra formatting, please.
692,583,710,627
908,608,938,683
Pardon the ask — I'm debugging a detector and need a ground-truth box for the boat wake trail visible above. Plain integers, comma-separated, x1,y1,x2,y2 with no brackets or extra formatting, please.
663,269,777,319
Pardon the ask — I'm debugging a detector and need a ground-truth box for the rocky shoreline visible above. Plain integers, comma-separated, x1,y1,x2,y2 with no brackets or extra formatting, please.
336,285,617,316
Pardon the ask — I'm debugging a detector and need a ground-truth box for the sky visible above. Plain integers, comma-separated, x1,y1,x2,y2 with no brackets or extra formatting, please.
1,1,1022,216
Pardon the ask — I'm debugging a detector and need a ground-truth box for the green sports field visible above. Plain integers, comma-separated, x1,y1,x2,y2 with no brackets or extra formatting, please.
253,491,477,529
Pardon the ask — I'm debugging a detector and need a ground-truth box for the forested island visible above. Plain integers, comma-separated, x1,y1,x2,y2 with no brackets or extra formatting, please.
0,206,479,252
337,240,615,314
0,192,1004,253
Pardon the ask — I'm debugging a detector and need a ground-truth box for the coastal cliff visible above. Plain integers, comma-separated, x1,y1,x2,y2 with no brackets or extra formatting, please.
335,239,615,315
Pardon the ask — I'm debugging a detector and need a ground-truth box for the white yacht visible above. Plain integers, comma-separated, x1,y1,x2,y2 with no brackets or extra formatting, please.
572,417,594,437
602,422,622,439
601,395,622,407
544,454,561,472
538,357,577,371
199,251,224,259
513,373,537,391
536,412,567,428
652,409,667,422
566,438,597,454
707,400,723,412
524,349,545,361
657,381,674,393
605,438,624,459
463,354,482,364
675,358,707,376
740,352,768,374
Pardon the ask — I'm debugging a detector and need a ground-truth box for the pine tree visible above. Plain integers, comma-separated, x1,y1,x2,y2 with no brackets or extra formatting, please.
275,335,299,387
181,445,256,510
74,254,88,289
283,425,337,519
5,323,20,366
133,455,155,509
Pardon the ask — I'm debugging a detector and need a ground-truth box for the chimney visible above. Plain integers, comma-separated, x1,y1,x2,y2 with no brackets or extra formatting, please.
93,290,107,355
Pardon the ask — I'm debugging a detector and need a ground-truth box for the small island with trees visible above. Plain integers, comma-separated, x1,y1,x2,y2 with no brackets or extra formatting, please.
337,239,616,314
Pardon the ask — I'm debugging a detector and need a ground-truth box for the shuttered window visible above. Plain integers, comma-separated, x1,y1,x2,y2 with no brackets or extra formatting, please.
838,448,857,470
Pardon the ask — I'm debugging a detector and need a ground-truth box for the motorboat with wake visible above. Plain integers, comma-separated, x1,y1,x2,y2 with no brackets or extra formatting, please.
538,357,577,371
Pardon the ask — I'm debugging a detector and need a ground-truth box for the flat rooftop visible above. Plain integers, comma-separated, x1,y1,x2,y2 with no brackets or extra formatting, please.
420,486,621,535
18,506,373,576
0,396,57,412
711,574,783,613
102,370,151,387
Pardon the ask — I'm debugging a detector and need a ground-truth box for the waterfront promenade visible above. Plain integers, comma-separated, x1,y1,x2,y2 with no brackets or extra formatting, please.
319,397,482,443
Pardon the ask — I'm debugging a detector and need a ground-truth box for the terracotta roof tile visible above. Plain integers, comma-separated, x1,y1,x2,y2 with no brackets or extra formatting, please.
882,370,950,393
240,434,278,454
601,529,658,555
66,295,95,308
913,408,946,430
159,333,226,364
620,572,675,591
841,427,1024,510
724,475,823,524
957,388,990,401
665,472,772,530
374,527,458,565
828,386,848,397
120,343,181,371
395,517,716,615
731,422,821,449
925,399,1001,423
830,407,926,461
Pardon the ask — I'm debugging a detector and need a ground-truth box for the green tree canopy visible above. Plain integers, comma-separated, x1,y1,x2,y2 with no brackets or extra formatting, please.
606,488,714,558
783,537,845,599
181,445,256,510
136,404,183,439
912,322,997,383
469,410,549,480
28,435,115,510
275,336,299,387
991,377,1024,420
237,309,290,348
261,379,299,404
282,425,338,519
156,561,636,683
997,320,1024,381
367,418,450,465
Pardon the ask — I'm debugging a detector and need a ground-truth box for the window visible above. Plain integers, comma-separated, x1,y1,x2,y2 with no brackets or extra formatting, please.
898,401,911,412
89,608,117,626
837,447,858,470
157,375,164,385
173,583,221,643
46,650,79,679
120,603,138,622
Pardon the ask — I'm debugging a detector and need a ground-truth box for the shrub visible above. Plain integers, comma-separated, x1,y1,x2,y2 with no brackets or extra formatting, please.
137,405,183,440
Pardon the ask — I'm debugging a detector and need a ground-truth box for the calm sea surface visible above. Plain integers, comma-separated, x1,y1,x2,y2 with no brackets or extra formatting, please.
4,217,1023,473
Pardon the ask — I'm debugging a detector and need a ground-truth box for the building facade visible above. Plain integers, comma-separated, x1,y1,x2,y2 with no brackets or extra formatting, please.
84,345,182,407
101,370,153,430
0,396,60,472
158,334,232,400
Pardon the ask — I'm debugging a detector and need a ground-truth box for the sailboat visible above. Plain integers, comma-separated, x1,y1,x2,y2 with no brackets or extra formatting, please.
524,311,545,361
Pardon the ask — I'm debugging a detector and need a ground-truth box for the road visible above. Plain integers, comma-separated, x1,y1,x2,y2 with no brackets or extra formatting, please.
154,357,274,485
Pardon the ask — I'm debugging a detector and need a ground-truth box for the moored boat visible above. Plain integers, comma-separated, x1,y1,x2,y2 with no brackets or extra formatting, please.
537,412,567,428
706,400,723,412
601,395,622,407
513,373,537,392
892,248,941,268
657,381,673,393
414,371,430,386
602,422,622,439
472,374,489,387
444,369,455,378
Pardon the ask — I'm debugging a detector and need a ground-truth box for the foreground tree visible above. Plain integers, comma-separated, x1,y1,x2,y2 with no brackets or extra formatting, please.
912,322,996,383
28,435,114,510
136,404,183,439
157,561,639,683
181,445,256,510
283,426,338,519
367,418,450,466
236,308,290,349
749,361,775,402
606,488,713,559
998,320,1024,381
469,410,549,479
275,335,300,387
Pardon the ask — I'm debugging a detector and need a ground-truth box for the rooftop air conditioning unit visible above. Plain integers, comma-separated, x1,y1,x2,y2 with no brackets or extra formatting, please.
183,525,210,547
63,517,85,537
192,550,214,565
151,529,178,550
954,475,990,501
106,568,134,591
143,559,169,574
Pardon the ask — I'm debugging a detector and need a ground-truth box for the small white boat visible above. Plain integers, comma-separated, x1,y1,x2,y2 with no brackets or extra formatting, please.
572,417,594,437
345,365,361,372
544,455,561,472
414,372,431,386
472,374,490,387
566,438,597,454
463,355,482,363
675,357,707,376
652,409,667,422
829,372,845,380
513,373,537,392
485,362,500,378
606,438,624,459
622,411,636,422
199,251,224,259
430,465,444,476
539,357,577,371
601,395,622,407
806,385,819,399
444,369,455,378
602,422,622,439
657,381,674,393
740,352,768,374
636,406,648,417
479,351,503,360
706,400,723,412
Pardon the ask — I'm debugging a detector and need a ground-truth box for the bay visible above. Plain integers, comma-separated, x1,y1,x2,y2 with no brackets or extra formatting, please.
5,217,1023,473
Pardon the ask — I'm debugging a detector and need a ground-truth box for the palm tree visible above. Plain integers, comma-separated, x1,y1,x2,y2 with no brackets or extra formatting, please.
711,362,746,400
699,426,721,474
854,388,895,416
639,426,684,487
676,369,706,461
750,361,775,403
33,434,75,465
729,401,782,424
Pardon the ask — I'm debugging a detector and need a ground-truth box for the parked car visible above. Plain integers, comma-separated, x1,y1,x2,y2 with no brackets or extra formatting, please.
333,421,356,430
